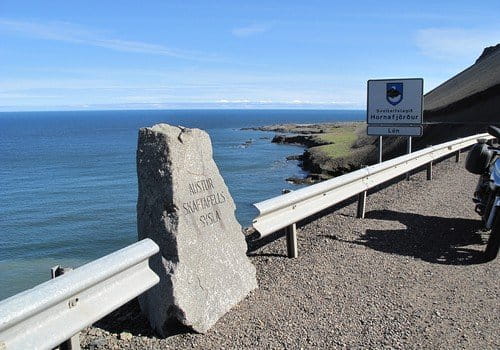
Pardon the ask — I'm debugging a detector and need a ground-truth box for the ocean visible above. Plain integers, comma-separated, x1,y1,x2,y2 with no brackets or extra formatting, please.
0,109,364,300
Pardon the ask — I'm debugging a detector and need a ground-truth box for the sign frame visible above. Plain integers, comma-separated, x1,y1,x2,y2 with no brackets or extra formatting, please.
367,125,423,137
366,78,424,126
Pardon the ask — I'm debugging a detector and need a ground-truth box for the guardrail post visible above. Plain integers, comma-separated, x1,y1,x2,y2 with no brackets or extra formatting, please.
378,136,383,163
455,150,460,162
357,191,367,218
406,136,412,181
426,162,433,180
281,189,298,258
51,266,81,350
285,223,298,258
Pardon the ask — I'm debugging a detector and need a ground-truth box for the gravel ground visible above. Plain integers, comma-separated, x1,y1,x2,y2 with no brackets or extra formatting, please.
81,154,499,349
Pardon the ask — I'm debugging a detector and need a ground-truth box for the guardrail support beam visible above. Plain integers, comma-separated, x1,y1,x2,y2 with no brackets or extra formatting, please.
252,133,492,239
0,239,160,350
427,162,433,181
59,334,80,350
357,191,367,218
285,223,298,258
455,150,460,162
51,266,81,350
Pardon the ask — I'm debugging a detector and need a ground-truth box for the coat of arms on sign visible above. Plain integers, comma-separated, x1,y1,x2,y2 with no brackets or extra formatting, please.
386,83,403,106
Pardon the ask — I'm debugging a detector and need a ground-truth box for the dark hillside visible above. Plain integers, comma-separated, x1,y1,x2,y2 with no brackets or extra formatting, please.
383,44,500,159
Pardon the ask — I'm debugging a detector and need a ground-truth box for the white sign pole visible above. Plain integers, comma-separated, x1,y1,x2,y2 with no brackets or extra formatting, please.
378,136,383,163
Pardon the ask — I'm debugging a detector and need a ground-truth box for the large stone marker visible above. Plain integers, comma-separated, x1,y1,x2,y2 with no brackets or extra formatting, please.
136,123,257,335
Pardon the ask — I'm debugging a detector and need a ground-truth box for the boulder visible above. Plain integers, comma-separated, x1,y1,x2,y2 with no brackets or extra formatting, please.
136,124,257,335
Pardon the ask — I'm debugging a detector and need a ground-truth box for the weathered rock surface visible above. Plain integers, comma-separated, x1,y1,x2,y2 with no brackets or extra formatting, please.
136,123,257,335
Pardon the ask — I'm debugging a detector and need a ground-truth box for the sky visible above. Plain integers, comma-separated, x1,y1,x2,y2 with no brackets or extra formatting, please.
1,1,499,111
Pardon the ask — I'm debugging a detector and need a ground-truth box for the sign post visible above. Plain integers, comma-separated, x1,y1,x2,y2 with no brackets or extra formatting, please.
367,78,423,163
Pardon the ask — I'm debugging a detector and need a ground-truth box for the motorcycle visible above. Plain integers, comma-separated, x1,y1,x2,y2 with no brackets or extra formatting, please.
465,125,500,260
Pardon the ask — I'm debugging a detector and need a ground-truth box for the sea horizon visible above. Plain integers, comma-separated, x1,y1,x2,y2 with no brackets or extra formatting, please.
0,109,364,300
0,107,366,114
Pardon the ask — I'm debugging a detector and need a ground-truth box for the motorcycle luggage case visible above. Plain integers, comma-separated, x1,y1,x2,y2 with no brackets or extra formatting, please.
466,142,493,175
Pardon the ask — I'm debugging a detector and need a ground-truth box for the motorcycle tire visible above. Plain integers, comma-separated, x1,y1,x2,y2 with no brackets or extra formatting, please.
485,212,500,260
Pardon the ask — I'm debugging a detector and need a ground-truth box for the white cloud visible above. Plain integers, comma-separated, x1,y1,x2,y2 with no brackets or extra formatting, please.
232,23,271,37
214,99,355,106
0,93,60,99
415,28,500,62
217,99,251,103
0,63,367,110
0,18,216,61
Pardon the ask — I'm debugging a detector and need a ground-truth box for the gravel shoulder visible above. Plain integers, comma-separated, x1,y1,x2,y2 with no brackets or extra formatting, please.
81,153,500,349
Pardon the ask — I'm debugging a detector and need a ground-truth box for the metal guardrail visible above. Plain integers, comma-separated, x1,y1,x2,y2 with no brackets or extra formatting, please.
0,239,159,350
252,133,495,257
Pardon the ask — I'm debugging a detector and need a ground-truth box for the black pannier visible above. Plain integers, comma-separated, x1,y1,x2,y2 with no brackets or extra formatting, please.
465,142,493,175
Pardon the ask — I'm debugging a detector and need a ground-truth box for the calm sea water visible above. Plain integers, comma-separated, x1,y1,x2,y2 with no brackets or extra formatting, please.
0,109,363,300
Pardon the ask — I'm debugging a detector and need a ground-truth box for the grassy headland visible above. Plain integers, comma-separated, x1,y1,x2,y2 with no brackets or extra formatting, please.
307,124,359,159
244,122,376,183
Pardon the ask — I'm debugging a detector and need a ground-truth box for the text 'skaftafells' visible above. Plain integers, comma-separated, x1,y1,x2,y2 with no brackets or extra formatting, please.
136,123,257,335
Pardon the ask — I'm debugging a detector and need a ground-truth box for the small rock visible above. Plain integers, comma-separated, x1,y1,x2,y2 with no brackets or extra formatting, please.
89,337,107,348
87,328,100,336
119,332,133,341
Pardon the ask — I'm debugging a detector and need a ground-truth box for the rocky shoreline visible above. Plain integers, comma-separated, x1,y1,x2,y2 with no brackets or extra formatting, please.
243,122,377,184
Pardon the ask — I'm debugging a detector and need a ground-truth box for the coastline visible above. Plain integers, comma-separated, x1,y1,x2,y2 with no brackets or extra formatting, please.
243,122,376,184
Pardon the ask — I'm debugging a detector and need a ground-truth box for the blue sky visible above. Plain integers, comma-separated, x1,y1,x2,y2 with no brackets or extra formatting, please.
1,1,499,111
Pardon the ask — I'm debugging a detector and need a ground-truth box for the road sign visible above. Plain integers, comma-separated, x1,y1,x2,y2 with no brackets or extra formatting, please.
367,78,423,125
367,125,423,137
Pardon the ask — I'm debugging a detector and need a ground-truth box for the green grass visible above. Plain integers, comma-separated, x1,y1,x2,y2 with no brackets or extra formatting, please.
310,125,358,158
